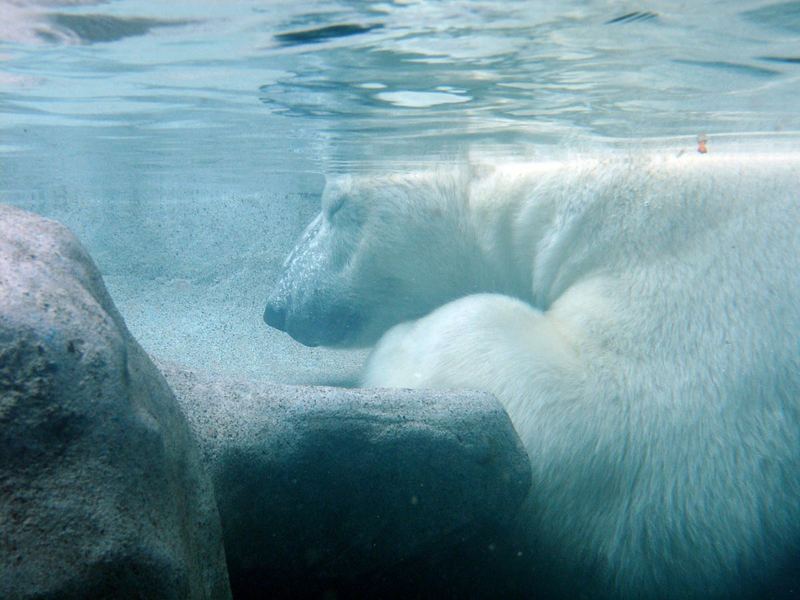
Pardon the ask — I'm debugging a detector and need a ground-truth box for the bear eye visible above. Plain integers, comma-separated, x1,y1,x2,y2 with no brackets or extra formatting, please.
325,194,346,220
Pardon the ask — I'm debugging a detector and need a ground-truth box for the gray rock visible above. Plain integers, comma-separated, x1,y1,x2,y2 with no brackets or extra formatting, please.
0,205,232,600
161,363,531,596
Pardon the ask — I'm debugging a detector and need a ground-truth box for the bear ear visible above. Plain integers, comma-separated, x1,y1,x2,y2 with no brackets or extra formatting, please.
464,148,497,180
323,174,354,194
467,161,496,181
322,175,355,215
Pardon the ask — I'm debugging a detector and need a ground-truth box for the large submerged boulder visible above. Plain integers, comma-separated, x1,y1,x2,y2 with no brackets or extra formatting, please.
162,364,532,598
0,205,231,599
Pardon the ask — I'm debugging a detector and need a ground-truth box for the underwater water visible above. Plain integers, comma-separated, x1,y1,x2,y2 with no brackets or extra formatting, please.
1,0,799,382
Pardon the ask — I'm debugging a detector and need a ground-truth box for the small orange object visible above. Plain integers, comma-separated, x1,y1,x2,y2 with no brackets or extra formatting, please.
697,134,708,154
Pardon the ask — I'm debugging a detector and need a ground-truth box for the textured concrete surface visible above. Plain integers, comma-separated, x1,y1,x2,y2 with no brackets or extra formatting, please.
162,362,531,598
0,204,232,600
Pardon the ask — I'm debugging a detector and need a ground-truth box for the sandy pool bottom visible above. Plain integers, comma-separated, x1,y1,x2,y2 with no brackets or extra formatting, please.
105,274,367,387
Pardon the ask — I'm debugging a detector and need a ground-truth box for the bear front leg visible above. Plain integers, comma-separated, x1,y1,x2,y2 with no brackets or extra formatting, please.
362,293,580,425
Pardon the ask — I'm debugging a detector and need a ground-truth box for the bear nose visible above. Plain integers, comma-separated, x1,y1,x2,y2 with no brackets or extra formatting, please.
264,299,287,331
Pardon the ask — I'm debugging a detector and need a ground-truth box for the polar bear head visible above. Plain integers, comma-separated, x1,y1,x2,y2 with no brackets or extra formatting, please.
264,170,481,347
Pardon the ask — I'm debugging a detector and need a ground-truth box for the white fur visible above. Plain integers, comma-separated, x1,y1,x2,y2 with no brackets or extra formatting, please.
278,150,800,598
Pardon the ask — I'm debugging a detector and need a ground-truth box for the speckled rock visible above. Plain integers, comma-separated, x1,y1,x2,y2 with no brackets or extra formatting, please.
161,363,532,597
0,205,231,600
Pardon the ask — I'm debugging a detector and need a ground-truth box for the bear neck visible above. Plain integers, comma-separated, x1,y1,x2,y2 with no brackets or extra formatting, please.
466,160,602,309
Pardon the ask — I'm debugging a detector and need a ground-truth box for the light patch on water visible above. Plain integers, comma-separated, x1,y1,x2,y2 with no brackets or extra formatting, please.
133,67,288,92
375,90,472,108
0,71,43,88
435,85,466,94
141,120,225,130
0,0,58,45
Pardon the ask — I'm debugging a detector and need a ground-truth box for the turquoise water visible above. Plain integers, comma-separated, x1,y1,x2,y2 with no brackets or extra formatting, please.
1,0,799,381
3,1,800,169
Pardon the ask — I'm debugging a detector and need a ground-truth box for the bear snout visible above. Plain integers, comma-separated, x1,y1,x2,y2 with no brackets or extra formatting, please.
264,295,362,347
263,297,288,331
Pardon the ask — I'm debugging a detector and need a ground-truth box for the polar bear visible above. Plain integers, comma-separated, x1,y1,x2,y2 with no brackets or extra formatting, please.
264,151,800,599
